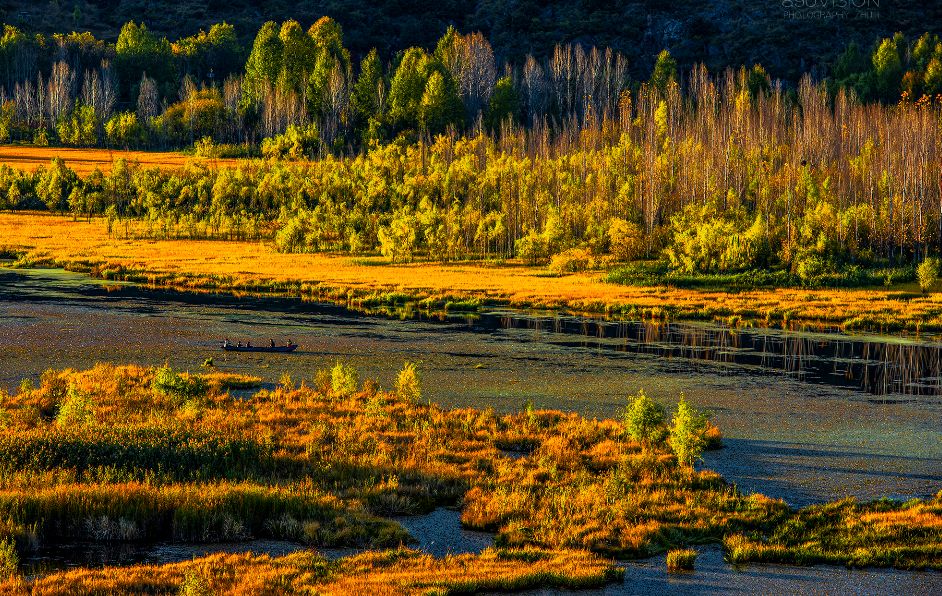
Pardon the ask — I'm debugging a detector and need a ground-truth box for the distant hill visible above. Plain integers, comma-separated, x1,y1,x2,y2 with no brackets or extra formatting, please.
2,0,940,80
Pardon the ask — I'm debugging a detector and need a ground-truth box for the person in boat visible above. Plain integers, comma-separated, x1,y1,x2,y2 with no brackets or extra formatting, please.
223,339,230,348
270,339,275,348
287,339,293,347
237,341,242,348
247,341,252,348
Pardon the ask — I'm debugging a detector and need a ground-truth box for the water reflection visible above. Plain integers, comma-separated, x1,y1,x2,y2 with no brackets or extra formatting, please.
488,314,942,399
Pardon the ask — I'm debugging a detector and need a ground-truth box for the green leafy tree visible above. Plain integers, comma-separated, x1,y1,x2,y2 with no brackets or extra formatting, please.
650,49,677,93
243,21,284,106
116,21,174,96
173,22,243,82
57,104,99,146
106,112,145,148
278,20,316,94
419,71,463,134
924,58,942,95
486,76,519,129
378,207,419,262
872,37,903,101
918,257,939,293
35,158,78,213
622,389,666,450
387,47,432,133
668,396,708,468
352,48,384,136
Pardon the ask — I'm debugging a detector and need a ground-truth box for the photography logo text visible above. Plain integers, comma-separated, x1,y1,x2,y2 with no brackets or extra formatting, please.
781,0,881,21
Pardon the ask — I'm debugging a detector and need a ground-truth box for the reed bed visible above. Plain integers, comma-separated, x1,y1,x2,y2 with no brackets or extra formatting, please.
0,362,940,593
0,547,621,595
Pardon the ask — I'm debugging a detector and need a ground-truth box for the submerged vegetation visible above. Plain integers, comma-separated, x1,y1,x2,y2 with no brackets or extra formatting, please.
0,362,939,592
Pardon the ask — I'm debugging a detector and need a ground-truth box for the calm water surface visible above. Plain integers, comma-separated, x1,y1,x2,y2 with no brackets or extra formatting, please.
1,267,941,592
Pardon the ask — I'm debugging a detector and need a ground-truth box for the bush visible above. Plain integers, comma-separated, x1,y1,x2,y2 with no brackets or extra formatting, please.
0,538,17,577
514,230,550,264
549,248,595,273
622,390,665,449
261,123,320,160
666,548,697,572
917,257,939,293
608,218,647,261
794,252,829,286
55,384,94,426
330,362,358,396
395,362,421,404
668,396,708,467
152,365,209,406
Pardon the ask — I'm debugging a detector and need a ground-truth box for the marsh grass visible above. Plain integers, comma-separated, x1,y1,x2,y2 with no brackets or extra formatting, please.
0,362,939,592
0,547,620,595
666,548,698,572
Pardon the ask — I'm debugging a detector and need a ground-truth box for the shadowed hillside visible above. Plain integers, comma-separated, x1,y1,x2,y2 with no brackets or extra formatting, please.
1,0,939,78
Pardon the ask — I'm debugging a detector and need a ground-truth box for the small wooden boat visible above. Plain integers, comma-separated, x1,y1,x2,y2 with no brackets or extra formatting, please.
222,342,298,353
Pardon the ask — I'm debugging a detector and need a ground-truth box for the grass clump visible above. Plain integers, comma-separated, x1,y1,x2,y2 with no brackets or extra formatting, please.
0,547,620,595
666,548,697,572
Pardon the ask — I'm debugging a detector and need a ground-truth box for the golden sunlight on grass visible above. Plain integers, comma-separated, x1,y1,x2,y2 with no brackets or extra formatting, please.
0,146,243,175
0,547,620,595
4,212,942,331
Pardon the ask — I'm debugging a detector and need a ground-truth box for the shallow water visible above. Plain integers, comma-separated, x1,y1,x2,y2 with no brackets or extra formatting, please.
18,508,486,575
521,546,942,595
2,267,941,591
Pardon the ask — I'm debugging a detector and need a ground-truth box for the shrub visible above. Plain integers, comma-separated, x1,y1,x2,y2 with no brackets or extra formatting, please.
622,390,665,449
261,123,320,160
549,248,595,273
666,548,697,572
608,218,647,261
330,362,358,396
395,362,421,404
794,252,829,286
55,384,94,426
0,538,17,577
179,568,213,596
917,257,939,293
152,365,209,406
514,230,550,264
668,396,708,467
314,369,333,395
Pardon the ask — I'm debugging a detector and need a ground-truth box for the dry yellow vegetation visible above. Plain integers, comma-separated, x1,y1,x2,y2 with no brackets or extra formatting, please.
0,547,620,595
4,212,942,330
0,146,242,175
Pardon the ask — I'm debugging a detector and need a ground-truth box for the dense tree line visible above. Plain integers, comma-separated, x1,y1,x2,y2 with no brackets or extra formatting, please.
0,19,937,155
4,65,942,283
3,20,942,282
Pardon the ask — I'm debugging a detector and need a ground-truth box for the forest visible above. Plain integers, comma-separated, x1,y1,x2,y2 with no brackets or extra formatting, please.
1,20,942,285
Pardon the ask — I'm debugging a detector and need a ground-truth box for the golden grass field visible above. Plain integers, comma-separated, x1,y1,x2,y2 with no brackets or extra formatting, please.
0,146,242,174
3,212,942,331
